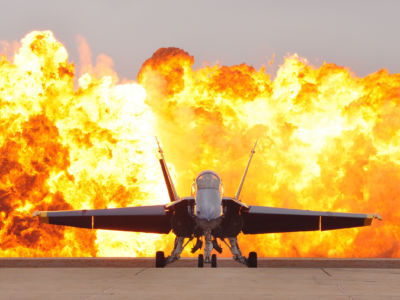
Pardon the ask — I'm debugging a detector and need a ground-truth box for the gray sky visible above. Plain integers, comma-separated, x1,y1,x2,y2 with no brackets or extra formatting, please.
1,0,399,80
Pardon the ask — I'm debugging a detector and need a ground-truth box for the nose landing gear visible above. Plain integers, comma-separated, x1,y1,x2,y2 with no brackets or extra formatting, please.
198,254,204,267
211,254,217,268
198,253,218,268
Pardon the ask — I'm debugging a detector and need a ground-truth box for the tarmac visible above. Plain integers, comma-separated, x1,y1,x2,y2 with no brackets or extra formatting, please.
1,258,399,300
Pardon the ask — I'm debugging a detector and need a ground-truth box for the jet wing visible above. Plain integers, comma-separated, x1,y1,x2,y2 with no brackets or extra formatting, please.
33,205,171,234
241,205,381,234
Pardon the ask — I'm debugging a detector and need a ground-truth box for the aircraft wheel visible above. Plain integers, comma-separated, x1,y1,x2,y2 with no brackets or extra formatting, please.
211,254,217,268
155,251,166,268
198,254,204,268
247,251,257,268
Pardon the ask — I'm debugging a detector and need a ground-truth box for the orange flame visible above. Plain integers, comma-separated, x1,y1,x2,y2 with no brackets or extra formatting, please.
0,31,398,258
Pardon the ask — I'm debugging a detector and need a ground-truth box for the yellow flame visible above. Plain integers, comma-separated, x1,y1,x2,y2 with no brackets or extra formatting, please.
0,31,398,258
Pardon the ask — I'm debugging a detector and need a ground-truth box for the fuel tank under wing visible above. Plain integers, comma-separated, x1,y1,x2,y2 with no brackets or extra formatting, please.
33,205,171,234
241,205,381,234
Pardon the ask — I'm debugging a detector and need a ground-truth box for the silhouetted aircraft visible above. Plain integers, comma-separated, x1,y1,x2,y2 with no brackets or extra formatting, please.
33,139,381,268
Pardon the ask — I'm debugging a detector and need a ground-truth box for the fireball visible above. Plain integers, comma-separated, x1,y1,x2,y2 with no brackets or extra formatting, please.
0,31,398,257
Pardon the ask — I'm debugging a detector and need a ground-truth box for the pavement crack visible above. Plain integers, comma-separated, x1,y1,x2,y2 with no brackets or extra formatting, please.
321,268,332,277
135,268,146,276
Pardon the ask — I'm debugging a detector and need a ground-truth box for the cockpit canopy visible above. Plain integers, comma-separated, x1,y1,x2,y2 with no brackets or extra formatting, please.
192,171,223,195
196,172,220,189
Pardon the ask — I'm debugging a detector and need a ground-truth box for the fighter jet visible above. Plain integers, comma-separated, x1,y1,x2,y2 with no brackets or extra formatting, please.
33,140,382,268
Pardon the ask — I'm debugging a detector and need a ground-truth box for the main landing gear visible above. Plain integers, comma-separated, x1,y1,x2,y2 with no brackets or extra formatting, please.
156,250,255,268
155,235,257,268
221,237,258,268
155,251,166,268
247,251,257,268
156,236,189,268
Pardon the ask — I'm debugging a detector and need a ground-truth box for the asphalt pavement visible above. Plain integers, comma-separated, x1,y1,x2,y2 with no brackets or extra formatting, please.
0,258,399,299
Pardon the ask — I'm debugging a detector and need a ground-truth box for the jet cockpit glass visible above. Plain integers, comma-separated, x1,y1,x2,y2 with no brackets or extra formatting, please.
196,173,220,189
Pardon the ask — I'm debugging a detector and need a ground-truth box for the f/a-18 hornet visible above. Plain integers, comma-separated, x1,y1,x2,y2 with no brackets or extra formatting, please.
34,139,381,268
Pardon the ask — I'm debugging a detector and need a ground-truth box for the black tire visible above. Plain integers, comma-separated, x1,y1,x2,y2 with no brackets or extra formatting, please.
211,254,217,268
198,254,204,268
247,251,257,268
155,251,166,268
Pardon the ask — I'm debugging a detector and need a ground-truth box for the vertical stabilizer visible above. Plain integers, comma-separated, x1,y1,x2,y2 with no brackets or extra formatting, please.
156,138,179,202
235,140,257,201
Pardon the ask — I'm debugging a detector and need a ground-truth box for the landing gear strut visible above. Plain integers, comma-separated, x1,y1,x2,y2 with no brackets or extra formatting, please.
221,237,257,267
224,237,247,265
163,236,191,266
204,230,213,263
